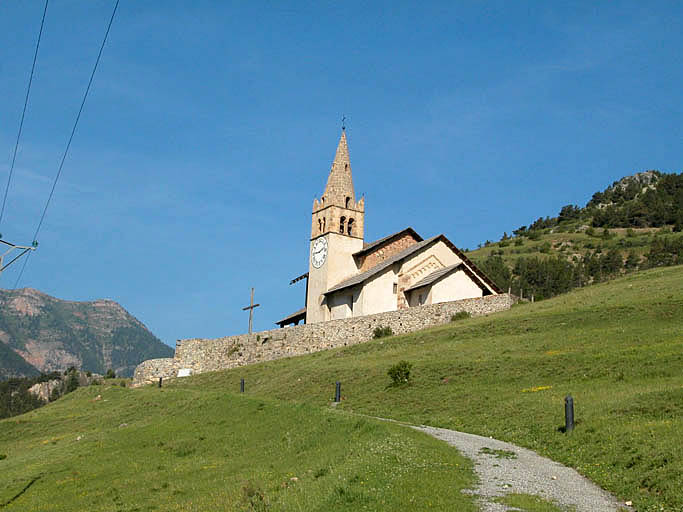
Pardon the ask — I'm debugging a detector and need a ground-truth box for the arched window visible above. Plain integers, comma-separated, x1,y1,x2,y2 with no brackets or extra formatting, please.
347,218,354,236
345,196,351,208
339,216,346,234
322,217,326,232
318,218,323,233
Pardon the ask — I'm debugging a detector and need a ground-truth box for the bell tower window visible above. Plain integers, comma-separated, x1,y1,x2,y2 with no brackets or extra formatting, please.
345,196,351,208
318,218,323,233
347,218,354,236
340,216,346,234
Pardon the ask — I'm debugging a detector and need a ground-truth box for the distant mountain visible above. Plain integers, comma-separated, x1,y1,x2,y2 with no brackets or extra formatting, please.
0,288,173,379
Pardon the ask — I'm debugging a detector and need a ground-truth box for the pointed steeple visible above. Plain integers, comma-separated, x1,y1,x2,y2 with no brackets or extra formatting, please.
322,131,355,207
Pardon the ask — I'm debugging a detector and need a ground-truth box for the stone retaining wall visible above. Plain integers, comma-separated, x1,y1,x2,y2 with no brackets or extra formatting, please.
132,293,514,387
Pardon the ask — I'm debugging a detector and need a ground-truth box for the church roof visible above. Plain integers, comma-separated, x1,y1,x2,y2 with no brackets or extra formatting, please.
325,234,503,296
353,227,423,258
275,307,306,327
325,236,441,295
404,263,465,292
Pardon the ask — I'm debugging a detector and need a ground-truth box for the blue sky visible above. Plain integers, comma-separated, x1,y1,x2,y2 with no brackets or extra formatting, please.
0,1,681,347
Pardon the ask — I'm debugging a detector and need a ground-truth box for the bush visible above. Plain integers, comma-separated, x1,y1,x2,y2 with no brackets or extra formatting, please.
105,369,116,379
0,454,6,460
65,372,80,394
373,326,393,339
451,311,471,322
387,361,412,386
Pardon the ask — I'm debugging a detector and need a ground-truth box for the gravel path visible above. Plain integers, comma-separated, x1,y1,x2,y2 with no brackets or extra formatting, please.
414,425,630,512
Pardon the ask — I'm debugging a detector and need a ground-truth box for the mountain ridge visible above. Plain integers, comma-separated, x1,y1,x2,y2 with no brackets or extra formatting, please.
0,287,173,379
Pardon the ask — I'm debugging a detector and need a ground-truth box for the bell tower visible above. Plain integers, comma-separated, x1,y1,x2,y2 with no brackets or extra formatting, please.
306,130,365,324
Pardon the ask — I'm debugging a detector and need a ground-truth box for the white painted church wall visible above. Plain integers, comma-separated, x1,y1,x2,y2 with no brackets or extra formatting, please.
431,270,484,304
358,267,398,316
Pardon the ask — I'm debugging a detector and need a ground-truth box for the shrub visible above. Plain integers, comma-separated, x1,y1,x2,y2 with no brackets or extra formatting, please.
539,242,552,253
105,369,116,379
451,311,471,322
0,454,6,460
119,380,127,388
65,373,80,394
373,326,393,339
586,227,596,237
388,361,412,386
527,231,541,241
241,481,267,510
514,238,524,246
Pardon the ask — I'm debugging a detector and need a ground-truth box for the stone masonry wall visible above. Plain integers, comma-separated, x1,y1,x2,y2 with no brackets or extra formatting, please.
132,293,514,387
357,232,421,272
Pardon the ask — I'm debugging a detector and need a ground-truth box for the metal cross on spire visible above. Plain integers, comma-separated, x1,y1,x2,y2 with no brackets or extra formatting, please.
341,115,347,131
242,287,260,334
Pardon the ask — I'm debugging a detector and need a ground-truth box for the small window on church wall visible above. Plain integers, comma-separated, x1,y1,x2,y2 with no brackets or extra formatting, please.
393,283,397,294
340,216,346,233
345,196,351,208
318,218,323,233
347,218,354,236
322,217,326,231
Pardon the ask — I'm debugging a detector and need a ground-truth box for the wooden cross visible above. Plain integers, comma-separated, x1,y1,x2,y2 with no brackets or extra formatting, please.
242,287,260,334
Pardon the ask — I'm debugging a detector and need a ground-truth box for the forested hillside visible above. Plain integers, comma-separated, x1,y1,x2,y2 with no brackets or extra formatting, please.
467,171,683,300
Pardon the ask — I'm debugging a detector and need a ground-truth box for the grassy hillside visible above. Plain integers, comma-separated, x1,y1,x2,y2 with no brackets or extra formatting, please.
463,170,683,299
175,266,683,512
0,382,476,511
2,266,681,511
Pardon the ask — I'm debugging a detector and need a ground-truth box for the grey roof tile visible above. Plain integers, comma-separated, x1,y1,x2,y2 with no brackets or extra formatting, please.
404,263,463,292
325,236,440,295
275,307,306,326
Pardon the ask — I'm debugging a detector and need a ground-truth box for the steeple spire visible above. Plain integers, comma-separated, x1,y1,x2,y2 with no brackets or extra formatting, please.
322,131,355,207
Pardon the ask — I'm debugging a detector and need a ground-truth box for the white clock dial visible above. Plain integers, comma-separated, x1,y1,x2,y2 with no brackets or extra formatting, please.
311,237,328,268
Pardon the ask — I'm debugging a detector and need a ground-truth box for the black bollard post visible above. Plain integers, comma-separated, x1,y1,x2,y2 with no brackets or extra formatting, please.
240,378,245,393
158,377,162,388
565,395,574,432
334,381,341,403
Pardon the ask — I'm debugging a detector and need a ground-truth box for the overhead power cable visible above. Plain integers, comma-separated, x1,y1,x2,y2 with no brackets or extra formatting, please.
0,0,50,230
13,0,120,289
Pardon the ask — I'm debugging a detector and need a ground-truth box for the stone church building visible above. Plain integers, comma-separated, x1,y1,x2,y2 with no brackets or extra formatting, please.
276,131,500,328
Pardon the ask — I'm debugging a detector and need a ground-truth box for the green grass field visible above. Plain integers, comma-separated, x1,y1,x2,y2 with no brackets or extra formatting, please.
0,385,476,511
1,266,681,511
178,265,683,512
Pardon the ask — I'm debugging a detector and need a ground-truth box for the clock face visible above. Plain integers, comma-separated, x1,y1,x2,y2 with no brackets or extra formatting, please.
311,237,328,268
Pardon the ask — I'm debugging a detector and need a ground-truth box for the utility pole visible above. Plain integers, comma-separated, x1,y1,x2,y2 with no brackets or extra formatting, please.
0,239,37,278
242,288,260,334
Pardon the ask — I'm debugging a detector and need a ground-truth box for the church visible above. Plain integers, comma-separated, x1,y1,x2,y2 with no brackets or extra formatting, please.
276,130,501,328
